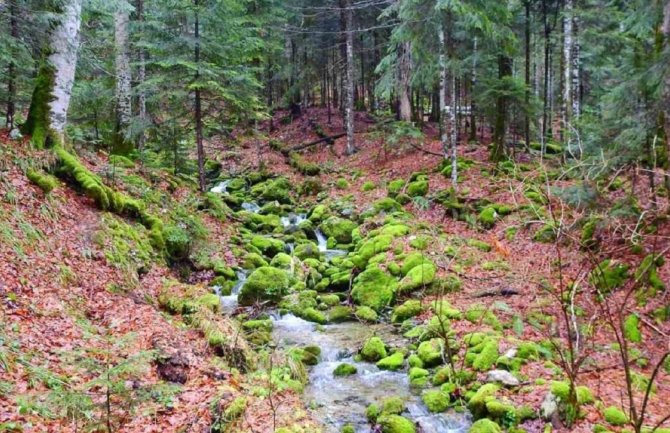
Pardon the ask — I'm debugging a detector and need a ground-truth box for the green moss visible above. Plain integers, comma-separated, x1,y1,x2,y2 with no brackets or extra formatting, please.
400,253,435,276
624,314,642,343
417,339,443,367
377,414,416,433
242,252,269,269
361,336,387,361
430,300,462,319
250,235,285,257
336,178,350,189
408,354,424,368
320,217,357,243
468,383,500,418
589,259,629,294
289,152,320,175
380,224,411,237
387,179,405,197
294,242,321,260
362,181,376,191
391,300,423,323
197,293,221,312
333,363,357,377
467,238,492,252
422,389,450,412
351,266,397,311
479,206,497,228
164,225,191,259
355,306,378,322
409,367,429,381
299,307,327,324
341,424,355,433
381,397,405,415
22,63,57,148
409,236,430,250
222,396,247,422
604,406,627,426
354,235,394,267
469,419,502,433
377,352,405,370
26,168,58,193
472,339,499,371
109,154,135,168
399,263,436,292
407,180,429,197
238,266,289,305
328,305,353,323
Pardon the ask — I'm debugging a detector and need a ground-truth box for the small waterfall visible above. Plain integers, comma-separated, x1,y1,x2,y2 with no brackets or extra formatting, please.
315,228,328,252
210,179,231,193
241,202,261,213
219,270,248,314
281,213,307,229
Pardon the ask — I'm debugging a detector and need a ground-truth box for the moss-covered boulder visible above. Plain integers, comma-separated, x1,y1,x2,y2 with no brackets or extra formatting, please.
479,206,497,228
468,383,500,418
377,414,416,433
471,338,500,371
387,179,406,197
238,266,289,305
333,363,357,377
604,406,627,426
421,389,450,412
250,235,286,257
399,263,437,292
417,339,443,367
361,336,387,361
294,241,321,260
407,180,428,197
400,253,435,276
309,204,329,222
469,419,502,433
242,252,269,269
353,235,394,268
320,217,357,244
391,300,423,323
355,306,379,322
377,352,405,370
351,266,397,311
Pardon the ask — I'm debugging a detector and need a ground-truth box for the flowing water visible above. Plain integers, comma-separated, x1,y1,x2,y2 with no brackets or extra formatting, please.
281,213,308,229
271,314,472,433
210,179,231,194
314,228,348,261
215,270,248,314
241,202,261,213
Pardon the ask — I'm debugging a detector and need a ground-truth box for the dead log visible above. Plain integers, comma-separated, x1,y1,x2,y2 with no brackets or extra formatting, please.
280,133,346,155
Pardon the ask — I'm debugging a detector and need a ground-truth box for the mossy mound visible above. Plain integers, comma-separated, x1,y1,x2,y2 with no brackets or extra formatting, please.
26,168,58,193
417,339,443,367
603,406,627,426
589,259,629,294
377,352,405,370
467,383,500,418
407,180,428,197
238,266,289,305
361,336,387,361
333,363,357,377
421,389,450,412
391,300,423,323
355,306,379,322
320,216,357,243
399,263,436,292
250,235,286,257
377,414,416,433
351,266,397,311
469,419,502,433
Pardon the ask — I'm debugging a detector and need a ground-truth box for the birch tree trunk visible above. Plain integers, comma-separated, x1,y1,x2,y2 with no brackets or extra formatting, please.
343,0,356,155
22,0,83,147
662,0,670,198
438,18,457,188
397,41,412,122
113,6,133,155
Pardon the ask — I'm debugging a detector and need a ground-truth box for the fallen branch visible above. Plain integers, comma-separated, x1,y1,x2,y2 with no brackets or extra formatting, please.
280,133,346,155
407,140,443,157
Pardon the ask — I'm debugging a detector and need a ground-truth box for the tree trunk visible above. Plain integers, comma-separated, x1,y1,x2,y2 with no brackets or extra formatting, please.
137,0,147,150
194,0,206,192
22,0,83,147
491,55,512,162
6,0,18,131
563,0,574,134
541,0,551,151
343,0,356,154
439,16,457,188
662,0,670,199
524,0,531,149
397,41,412,122
469,37,477,142
113,6,133,155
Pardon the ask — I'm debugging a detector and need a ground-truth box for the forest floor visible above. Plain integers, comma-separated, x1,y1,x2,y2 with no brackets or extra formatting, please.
1,108,669,433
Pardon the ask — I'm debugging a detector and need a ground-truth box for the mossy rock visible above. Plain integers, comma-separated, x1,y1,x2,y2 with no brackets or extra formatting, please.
197,293,221,313
250,235,286,257
351,266,397,311
533,223,557,243
421,389,450,412
298,307,327,324
309,204,329,222
355,306,379,322
409,236,430,250
471,339,499,371
467,383,500,418
399,263,436,292
550,381,594,405
354,235,394,268
479,206,497,228
391,300,423,323
469,419,502,433
588,259,629,294
361,336,387,361
377,414,416,433
407,180,428,197
417,338,443,367
335,178,350,189
341,424,355,433
164,225,191,259
238,266,289,305
270,252,294,270
328,305,353,323
380,224,411,237
603,406,627,426
377,352,405,370
387,179,406,197
362,181,376,191
400,252,434,276
294,241,321,260
624,314,642,343
485,399,515,418
242,252,269,269
320,217,357,243
333,363,357,377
